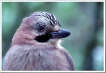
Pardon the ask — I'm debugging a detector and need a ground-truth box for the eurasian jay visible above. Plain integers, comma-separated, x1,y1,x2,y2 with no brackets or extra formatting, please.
3,11,75,71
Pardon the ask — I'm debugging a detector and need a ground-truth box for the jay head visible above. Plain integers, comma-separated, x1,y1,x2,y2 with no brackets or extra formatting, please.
3,11,75,71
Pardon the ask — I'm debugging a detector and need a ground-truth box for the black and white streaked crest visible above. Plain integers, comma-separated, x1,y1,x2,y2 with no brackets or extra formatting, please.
31,11,61,27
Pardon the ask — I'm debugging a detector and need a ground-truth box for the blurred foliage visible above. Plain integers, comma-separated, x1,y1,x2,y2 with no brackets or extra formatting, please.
2,2,104,71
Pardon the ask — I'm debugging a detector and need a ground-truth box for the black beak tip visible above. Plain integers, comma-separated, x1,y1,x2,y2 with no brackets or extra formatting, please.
65,31,71,37
69,32,71,35
68,31,71,35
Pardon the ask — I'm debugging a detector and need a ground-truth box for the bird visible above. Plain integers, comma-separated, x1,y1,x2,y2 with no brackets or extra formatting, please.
3,11,75,71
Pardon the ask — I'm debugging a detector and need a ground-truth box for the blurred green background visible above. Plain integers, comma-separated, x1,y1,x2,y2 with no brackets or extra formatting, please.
2,2,104,71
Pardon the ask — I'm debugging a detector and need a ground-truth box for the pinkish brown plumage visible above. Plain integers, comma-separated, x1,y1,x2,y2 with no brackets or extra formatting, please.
3,11,75,71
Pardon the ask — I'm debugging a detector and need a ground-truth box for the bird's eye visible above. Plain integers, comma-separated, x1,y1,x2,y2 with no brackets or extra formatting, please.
37,26,44,32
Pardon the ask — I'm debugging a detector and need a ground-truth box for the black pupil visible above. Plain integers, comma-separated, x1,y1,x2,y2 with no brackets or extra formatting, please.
38,26,44,32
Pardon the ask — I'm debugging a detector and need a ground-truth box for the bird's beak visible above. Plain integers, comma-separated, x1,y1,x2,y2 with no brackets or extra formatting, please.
50,28,71,38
